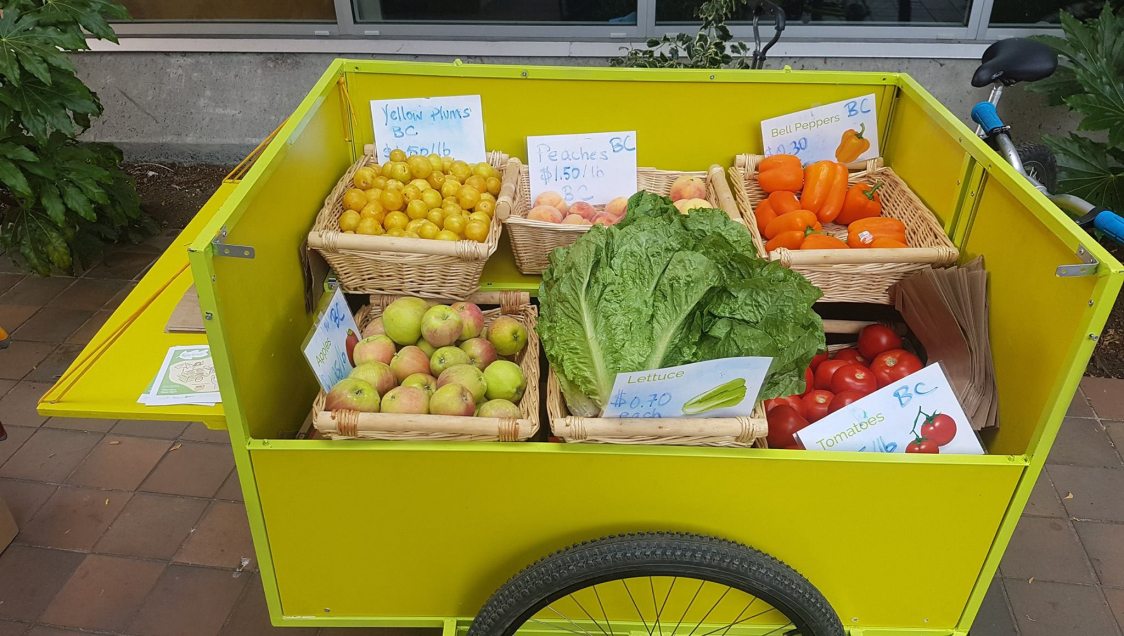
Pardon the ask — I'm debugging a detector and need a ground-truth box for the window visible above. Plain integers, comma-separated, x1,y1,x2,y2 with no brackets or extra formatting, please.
656,0,970,26
351,0,638,24
986,0,1120,25
119,0,336,21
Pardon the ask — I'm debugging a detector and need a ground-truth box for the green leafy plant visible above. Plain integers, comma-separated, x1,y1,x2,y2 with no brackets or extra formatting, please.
1028,2,1124,215
612,0,753,69
0,0,153,276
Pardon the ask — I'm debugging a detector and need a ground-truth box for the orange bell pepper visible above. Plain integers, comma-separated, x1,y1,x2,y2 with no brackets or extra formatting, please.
764,210,818,240
754,200,777,235
800,161,849,224
835,182,884,225
753,192,800,235
800,234,850,250
766,230,808,252
847,217,907,248
870,238,908,248
757,154,803,193
835,123,871,163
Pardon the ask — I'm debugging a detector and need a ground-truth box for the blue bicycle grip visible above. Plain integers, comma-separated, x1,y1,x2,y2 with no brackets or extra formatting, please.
1094,210,1124,243
971,102,1005,131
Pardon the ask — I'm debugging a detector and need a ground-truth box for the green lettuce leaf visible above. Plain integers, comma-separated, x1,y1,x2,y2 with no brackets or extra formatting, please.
538,191,825,415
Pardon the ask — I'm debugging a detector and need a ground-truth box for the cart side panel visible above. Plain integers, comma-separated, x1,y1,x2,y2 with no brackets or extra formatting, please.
203,76,353,442
252,445,1020,630
882,89,972,233
345,63,897,170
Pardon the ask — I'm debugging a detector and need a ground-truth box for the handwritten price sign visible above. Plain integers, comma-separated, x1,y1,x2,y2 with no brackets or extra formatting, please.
759,94,880,164
301,287,360,393
526,131,637,206
369,95,486,165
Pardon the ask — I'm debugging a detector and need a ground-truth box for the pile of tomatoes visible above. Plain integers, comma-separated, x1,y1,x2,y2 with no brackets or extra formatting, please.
764,324,922,449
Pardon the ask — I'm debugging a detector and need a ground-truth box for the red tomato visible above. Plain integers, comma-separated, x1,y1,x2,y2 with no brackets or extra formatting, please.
809,352,830,372
765,395,807,419
833,348,869,366
921,413,957,446
766,405,809,448
830,364,877,395
870,349,923,388
906,438,940,454
815,360,849,391
857,324,903,360
802,366,815,396
802,390,835,422
828,390,865,413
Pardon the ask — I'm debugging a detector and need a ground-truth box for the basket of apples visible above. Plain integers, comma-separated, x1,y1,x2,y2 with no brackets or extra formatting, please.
312,291,539,442
497,161,746,274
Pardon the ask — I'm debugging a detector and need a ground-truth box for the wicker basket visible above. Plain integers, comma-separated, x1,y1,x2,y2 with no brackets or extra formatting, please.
546,368,769,448
307,150,513,298
732,155,959,304
312,291,540,442
500,163,744,274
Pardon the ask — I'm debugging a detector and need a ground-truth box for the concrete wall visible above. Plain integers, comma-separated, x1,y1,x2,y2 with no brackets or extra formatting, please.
73,51,1080,164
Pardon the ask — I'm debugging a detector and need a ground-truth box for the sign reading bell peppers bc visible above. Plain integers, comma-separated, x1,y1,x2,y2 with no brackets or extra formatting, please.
760,94,880,165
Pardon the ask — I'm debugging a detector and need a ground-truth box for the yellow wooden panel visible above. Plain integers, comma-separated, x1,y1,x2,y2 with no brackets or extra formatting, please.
882,91,971,232
253,445,1021,630
964,179,1102,456
345,64,897,170
37,184,236,428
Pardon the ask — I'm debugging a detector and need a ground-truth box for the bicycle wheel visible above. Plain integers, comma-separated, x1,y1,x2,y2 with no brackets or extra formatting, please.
468,533,844,636
1016,143,1058,193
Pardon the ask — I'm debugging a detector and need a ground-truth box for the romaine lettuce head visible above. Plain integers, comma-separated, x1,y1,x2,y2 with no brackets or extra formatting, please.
538,191,824,416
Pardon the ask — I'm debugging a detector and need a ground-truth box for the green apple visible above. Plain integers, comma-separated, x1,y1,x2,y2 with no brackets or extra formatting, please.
430,346,471,376
487,316,528,356
436,364,487,403
325,378,380,412
477,399,521,418
483,360,526,402
415,337,437,358
349,362,396,396
382,297,429,345
401,373,437,396
421,304,463,347
429,383,475,416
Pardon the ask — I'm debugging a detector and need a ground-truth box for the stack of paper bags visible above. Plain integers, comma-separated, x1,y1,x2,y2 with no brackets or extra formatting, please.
891,257,998,430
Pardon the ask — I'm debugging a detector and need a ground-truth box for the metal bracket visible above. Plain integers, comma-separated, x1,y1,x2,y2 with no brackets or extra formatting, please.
212,227,255,259
1056,245,1098,277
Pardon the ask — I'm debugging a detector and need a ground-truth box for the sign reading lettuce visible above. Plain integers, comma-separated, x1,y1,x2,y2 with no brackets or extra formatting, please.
601,357,771,419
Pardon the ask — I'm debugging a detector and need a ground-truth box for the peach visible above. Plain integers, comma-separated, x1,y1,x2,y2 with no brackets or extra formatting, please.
592,213,615,226
673,198,712,214
533,191,569,215
528,205,563,223
669,175,707,202
562,214,590,225
568,201,597,221
604,196,628,219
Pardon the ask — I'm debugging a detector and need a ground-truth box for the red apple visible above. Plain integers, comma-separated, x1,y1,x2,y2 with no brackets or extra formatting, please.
459,337,498,371
420,304,463,348
353,335,395,366
429,384,475,416
349,362,396,397
389,345,431,382
437,364,487,403
379,386,429,414
325,378,380,412
450,301,485,340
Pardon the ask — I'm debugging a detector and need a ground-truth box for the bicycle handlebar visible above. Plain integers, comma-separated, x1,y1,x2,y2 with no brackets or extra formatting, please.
971,102,1005,132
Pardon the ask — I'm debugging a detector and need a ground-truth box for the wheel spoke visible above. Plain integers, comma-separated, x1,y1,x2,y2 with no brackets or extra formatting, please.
685,585,730,636
650,578,662,636
545,604,596,636
717,598,756,636
569,593,609,636
592,585,614,636
667,580,704,636
529,618,592,636
696,605,780,636
757,621,796,636
621,578,651,635
652,577,676,636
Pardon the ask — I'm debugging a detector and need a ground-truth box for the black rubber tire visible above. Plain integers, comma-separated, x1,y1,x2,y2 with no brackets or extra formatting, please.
1017,143,1058,193
468,533,845,636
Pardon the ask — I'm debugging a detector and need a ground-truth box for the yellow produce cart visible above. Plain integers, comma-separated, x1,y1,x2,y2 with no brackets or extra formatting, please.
40,60,1123,636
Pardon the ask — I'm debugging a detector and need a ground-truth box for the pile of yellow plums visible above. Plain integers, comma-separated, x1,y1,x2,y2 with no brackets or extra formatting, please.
337,149,501,243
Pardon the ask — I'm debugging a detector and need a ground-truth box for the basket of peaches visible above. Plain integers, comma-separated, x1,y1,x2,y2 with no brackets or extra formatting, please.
497,161,747,274
308,147,515,298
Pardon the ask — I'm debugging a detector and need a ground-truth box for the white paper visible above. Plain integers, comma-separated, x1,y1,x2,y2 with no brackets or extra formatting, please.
601,357,772,419
138,345,221,407
760,94,880,164
794,364,984,455
526,131,638,206
370,95,486,164
301,287,360,393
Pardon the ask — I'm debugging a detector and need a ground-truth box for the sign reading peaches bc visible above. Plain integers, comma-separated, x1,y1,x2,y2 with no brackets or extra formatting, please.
760,94,880,165
526,131,638,206
370,95,486,165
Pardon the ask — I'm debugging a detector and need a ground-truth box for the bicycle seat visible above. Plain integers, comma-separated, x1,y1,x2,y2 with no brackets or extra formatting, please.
971,38,1058,87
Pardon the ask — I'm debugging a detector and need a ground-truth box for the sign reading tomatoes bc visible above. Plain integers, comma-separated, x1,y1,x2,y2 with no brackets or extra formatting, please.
759,94,880,165
526,131,638,206
369,95,487,165
794,363,985,455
